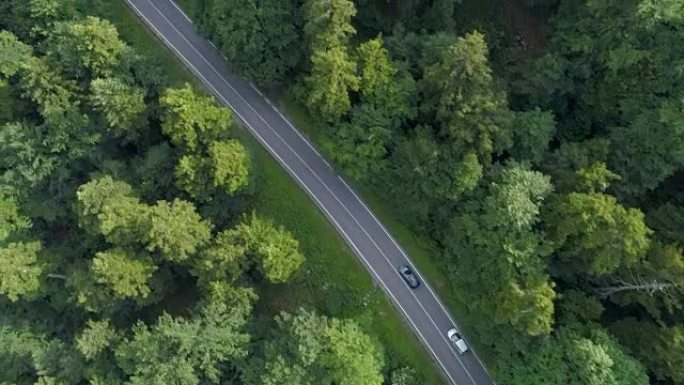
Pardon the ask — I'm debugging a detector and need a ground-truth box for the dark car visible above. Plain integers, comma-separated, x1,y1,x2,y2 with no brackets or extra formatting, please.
398,265,420,289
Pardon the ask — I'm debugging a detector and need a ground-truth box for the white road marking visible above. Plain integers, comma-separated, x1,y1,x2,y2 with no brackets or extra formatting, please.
335,123,496,383
168,0,193,23
121,7,462,382
268,83,487,370
126,1,486,383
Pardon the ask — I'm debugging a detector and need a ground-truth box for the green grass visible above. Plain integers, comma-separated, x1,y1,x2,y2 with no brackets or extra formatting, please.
242,132,443,384
278,95,456,304
101,2,446,384
277,93,484,358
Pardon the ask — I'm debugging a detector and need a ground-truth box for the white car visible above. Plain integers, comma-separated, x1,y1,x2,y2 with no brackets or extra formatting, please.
447,328,469,354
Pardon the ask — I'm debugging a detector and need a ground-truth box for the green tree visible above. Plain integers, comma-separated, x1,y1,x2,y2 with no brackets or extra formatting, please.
247,309,383,385
422,31,513,159
609,100,684,198
160,84,232,151
133,143,177,200
76,177,149,246
45,16,128,79
231,214,304,283
324,318,384,385
356,37,396,100
304,0,357,51
89,77,146,137
191,230,246,287
509,109,556,164
19,55,73,110
195,0,302,85
115,286,255,385
445,164,556,336
497,327,649,385
254,0,303,84
611,319,684,385
0,192,30,242
75,320,118,361
420,0,458,31
0,241,43,301
389,126,483,215
329,104,392,180
145,199,212,263
305,46,359,121
91,248,157,301
0,324,43,382
544,192,652,276
208,140,250,195
175,138,249,202
204,0,264,79
303,0,359,121
17,56,98,176
1,0,78,41
175,154,213,201
0,30,32,77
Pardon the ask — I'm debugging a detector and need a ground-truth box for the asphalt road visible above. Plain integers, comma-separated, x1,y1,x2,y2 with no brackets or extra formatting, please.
123,1,496,384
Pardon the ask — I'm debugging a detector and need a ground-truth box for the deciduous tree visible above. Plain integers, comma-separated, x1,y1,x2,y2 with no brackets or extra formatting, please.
509,109,556,164
160,84,232,151
0,30,32,78
90,248,157,301
544,192,652,276
45,17,128,79
208,140,250,195
89,77,146,137
611,319,684,385
444,164,556,336
0,193,30,242
75,320,118,361
247,309,383,385
231,213,304,283
115,286,254,385
76,176,149,246
305,46,359,121
497,327,649,385
0,241,43,301
145,199,212,263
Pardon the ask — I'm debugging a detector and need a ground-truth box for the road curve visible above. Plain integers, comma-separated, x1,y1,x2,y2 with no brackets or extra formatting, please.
123,1,496,384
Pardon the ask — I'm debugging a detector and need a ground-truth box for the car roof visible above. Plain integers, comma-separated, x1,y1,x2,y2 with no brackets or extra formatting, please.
455,338,469,353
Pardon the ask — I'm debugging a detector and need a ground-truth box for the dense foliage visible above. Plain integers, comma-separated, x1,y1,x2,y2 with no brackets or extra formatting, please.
0,1,410,384
190,0,684,384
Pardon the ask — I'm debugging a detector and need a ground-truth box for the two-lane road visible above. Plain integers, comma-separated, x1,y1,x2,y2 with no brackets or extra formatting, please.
123,1,495,384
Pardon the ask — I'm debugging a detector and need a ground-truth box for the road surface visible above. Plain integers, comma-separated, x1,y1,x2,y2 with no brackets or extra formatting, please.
123,1,496,384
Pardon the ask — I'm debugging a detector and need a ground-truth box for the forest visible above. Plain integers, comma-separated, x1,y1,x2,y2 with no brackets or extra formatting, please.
179,0,683,384
0,0,682,384
0,0,426,384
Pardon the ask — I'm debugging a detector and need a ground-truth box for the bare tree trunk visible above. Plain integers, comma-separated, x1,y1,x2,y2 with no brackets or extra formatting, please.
46,273,67,280
595,275,675,298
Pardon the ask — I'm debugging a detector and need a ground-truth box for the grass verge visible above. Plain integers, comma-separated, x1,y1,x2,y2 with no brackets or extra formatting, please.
99,2,445,384
278,95,456,304
243,132,443,384
277,93,482,355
